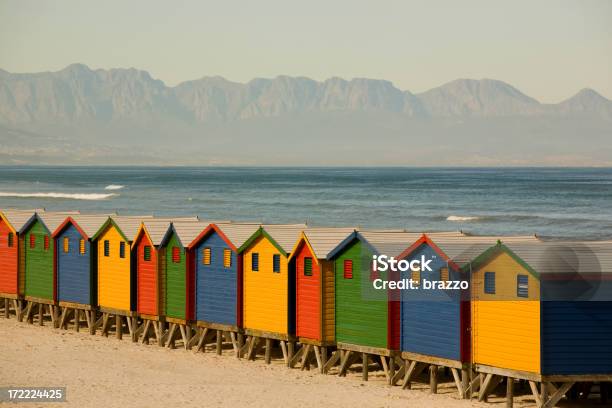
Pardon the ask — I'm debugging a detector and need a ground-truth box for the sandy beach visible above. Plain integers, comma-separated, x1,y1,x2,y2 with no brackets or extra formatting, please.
1,318,601,408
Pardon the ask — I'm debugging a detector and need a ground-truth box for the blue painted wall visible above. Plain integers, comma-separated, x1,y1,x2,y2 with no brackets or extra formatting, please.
56,224,93,305
400,243,461,361
194,231,237,326
541,301,612,375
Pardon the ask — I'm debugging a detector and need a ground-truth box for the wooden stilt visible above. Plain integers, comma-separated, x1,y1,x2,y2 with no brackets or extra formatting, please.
506,377,514,408
323,350,341,374
461,369,470,399
287,341,295,367
264,338,272,364
338,350,353,377
430,365,438,394
362,353,369,381
216,330,222,355
279,340,288,364
74,309,80,332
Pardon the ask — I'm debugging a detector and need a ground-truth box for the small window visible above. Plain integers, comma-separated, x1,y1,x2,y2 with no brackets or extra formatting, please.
63,237,69,253
343,259,353,279
144,245,151,261
252,253,259,271
79,239,85,255
272,254,281,273
484,272,496,294
7,232,14,248
440,267,449,281
304,257,313,276
172,246,181,263
119,241,125,258
104,240,110,257
411,270,421,286
517,274,528,298
202,247,211,265
223,249,231,268
29,234,36,249
43,235,49,251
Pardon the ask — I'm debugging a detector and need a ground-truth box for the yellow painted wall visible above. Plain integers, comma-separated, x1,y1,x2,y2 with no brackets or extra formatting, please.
243,235,288,335
472,251,541,373
97,225,131,311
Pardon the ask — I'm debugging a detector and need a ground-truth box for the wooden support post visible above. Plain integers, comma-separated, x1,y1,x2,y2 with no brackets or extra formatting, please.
362,353,369,381
300,345,311,371
279,340,288,364
321,347,328,371
115,315,122,340
543,382,574,408
461,369,470,399
388,357,395,385
541,381,548,407
287,341,294,367
59,308,68,329
141,320,151,344
430,365,438,394
237,332,244,358
74,309,80,332
313,346,323,373
101,313,110,337
37,303,43,326
506,377,514,408
166,324,177,349
264,338,272,364
322,350,340,374
184,326,192,350
195,328,208,353
216,330,222,355
338,350,353,377
4,298,9,318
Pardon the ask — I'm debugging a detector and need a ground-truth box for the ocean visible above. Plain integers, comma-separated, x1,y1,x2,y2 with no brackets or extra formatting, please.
0,166,611,239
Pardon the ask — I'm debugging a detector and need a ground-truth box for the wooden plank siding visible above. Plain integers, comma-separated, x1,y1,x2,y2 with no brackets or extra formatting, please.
23,219,55,301
0,217,18,295
471,251,541,374
163,232,188,320
135,231,158,316
294,241,321,340
96,224,133,311
55,223,93,305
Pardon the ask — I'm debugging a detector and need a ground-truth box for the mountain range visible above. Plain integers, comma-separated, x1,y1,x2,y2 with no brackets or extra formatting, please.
0,63,611,165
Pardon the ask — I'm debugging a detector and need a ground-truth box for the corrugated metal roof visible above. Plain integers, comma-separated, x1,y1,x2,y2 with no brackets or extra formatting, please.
261,223,308,253
169,220,211,247
213,222,262,248
433,235,541,266
63,214,112,238
0,209,39,232
359,230,466,257
503,240,612,275
301,227,357,259
33,211,81,234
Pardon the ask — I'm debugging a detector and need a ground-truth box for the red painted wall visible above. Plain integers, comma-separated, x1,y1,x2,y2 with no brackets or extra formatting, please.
136,234,158,315
295,243,321,340
0,220,18,294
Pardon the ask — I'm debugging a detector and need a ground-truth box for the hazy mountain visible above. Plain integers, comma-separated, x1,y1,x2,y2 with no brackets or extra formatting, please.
0,64,611,165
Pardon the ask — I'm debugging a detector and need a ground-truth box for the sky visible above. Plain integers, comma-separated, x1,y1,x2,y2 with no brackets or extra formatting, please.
0,0,610,102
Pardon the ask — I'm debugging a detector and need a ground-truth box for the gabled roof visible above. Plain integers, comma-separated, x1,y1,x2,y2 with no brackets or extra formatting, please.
188,222,261,251
397,234,541,271
52,214,112,239
0,209,41,233
133,217,201,248
328,229,466,259
20,211,81,234
288,227,357,261
239,224,307,256
470,240,612,278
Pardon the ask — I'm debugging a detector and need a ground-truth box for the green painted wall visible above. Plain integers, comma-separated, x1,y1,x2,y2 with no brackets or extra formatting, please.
24,220,54,300
334,239,388,348
164,233,186,319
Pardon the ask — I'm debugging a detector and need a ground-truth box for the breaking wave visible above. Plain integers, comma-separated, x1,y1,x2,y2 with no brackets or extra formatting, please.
0,192,117,200
446,215,481,222
104,184,125,190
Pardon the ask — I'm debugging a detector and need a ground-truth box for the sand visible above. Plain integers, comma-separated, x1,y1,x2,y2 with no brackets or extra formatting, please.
0,318,562,408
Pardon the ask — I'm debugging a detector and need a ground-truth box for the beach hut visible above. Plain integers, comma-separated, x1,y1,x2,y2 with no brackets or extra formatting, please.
52,214,110,334
239,223,307,364
287,227,356,372
91,215,147,340
185,222,260,355
469,240,612,406
395,234,538,395
133,218,204,348
18,211,80,326
0,209,38,318
327,229,465,381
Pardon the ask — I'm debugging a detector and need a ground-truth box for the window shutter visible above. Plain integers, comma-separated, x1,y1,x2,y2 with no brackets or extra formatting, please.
172,247,181,263
517,275,528,298
104,240,110,257
440,267,449,281
411,270,421,286
8,232,14,247
343,259,353,279
484,272,496,294
144,245,151,261
202,247,211,265
43,235,49,251
119,241,125,258
79,239,85,255
29,234,36,249
304,257,312,276
223,249,231,268
252,253,259,271
272,254,281,273
63,237,69,253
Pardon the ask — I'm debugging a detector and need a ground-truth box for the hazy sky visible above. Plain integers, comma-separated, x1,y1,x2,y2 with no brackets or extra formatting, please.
1,0,610,102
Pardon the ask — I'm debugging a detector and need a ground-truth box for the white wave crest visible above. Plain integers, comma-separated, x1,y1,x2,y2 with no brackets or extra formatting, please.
446,215,480,222
104,184,125,190
0,192,117,200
